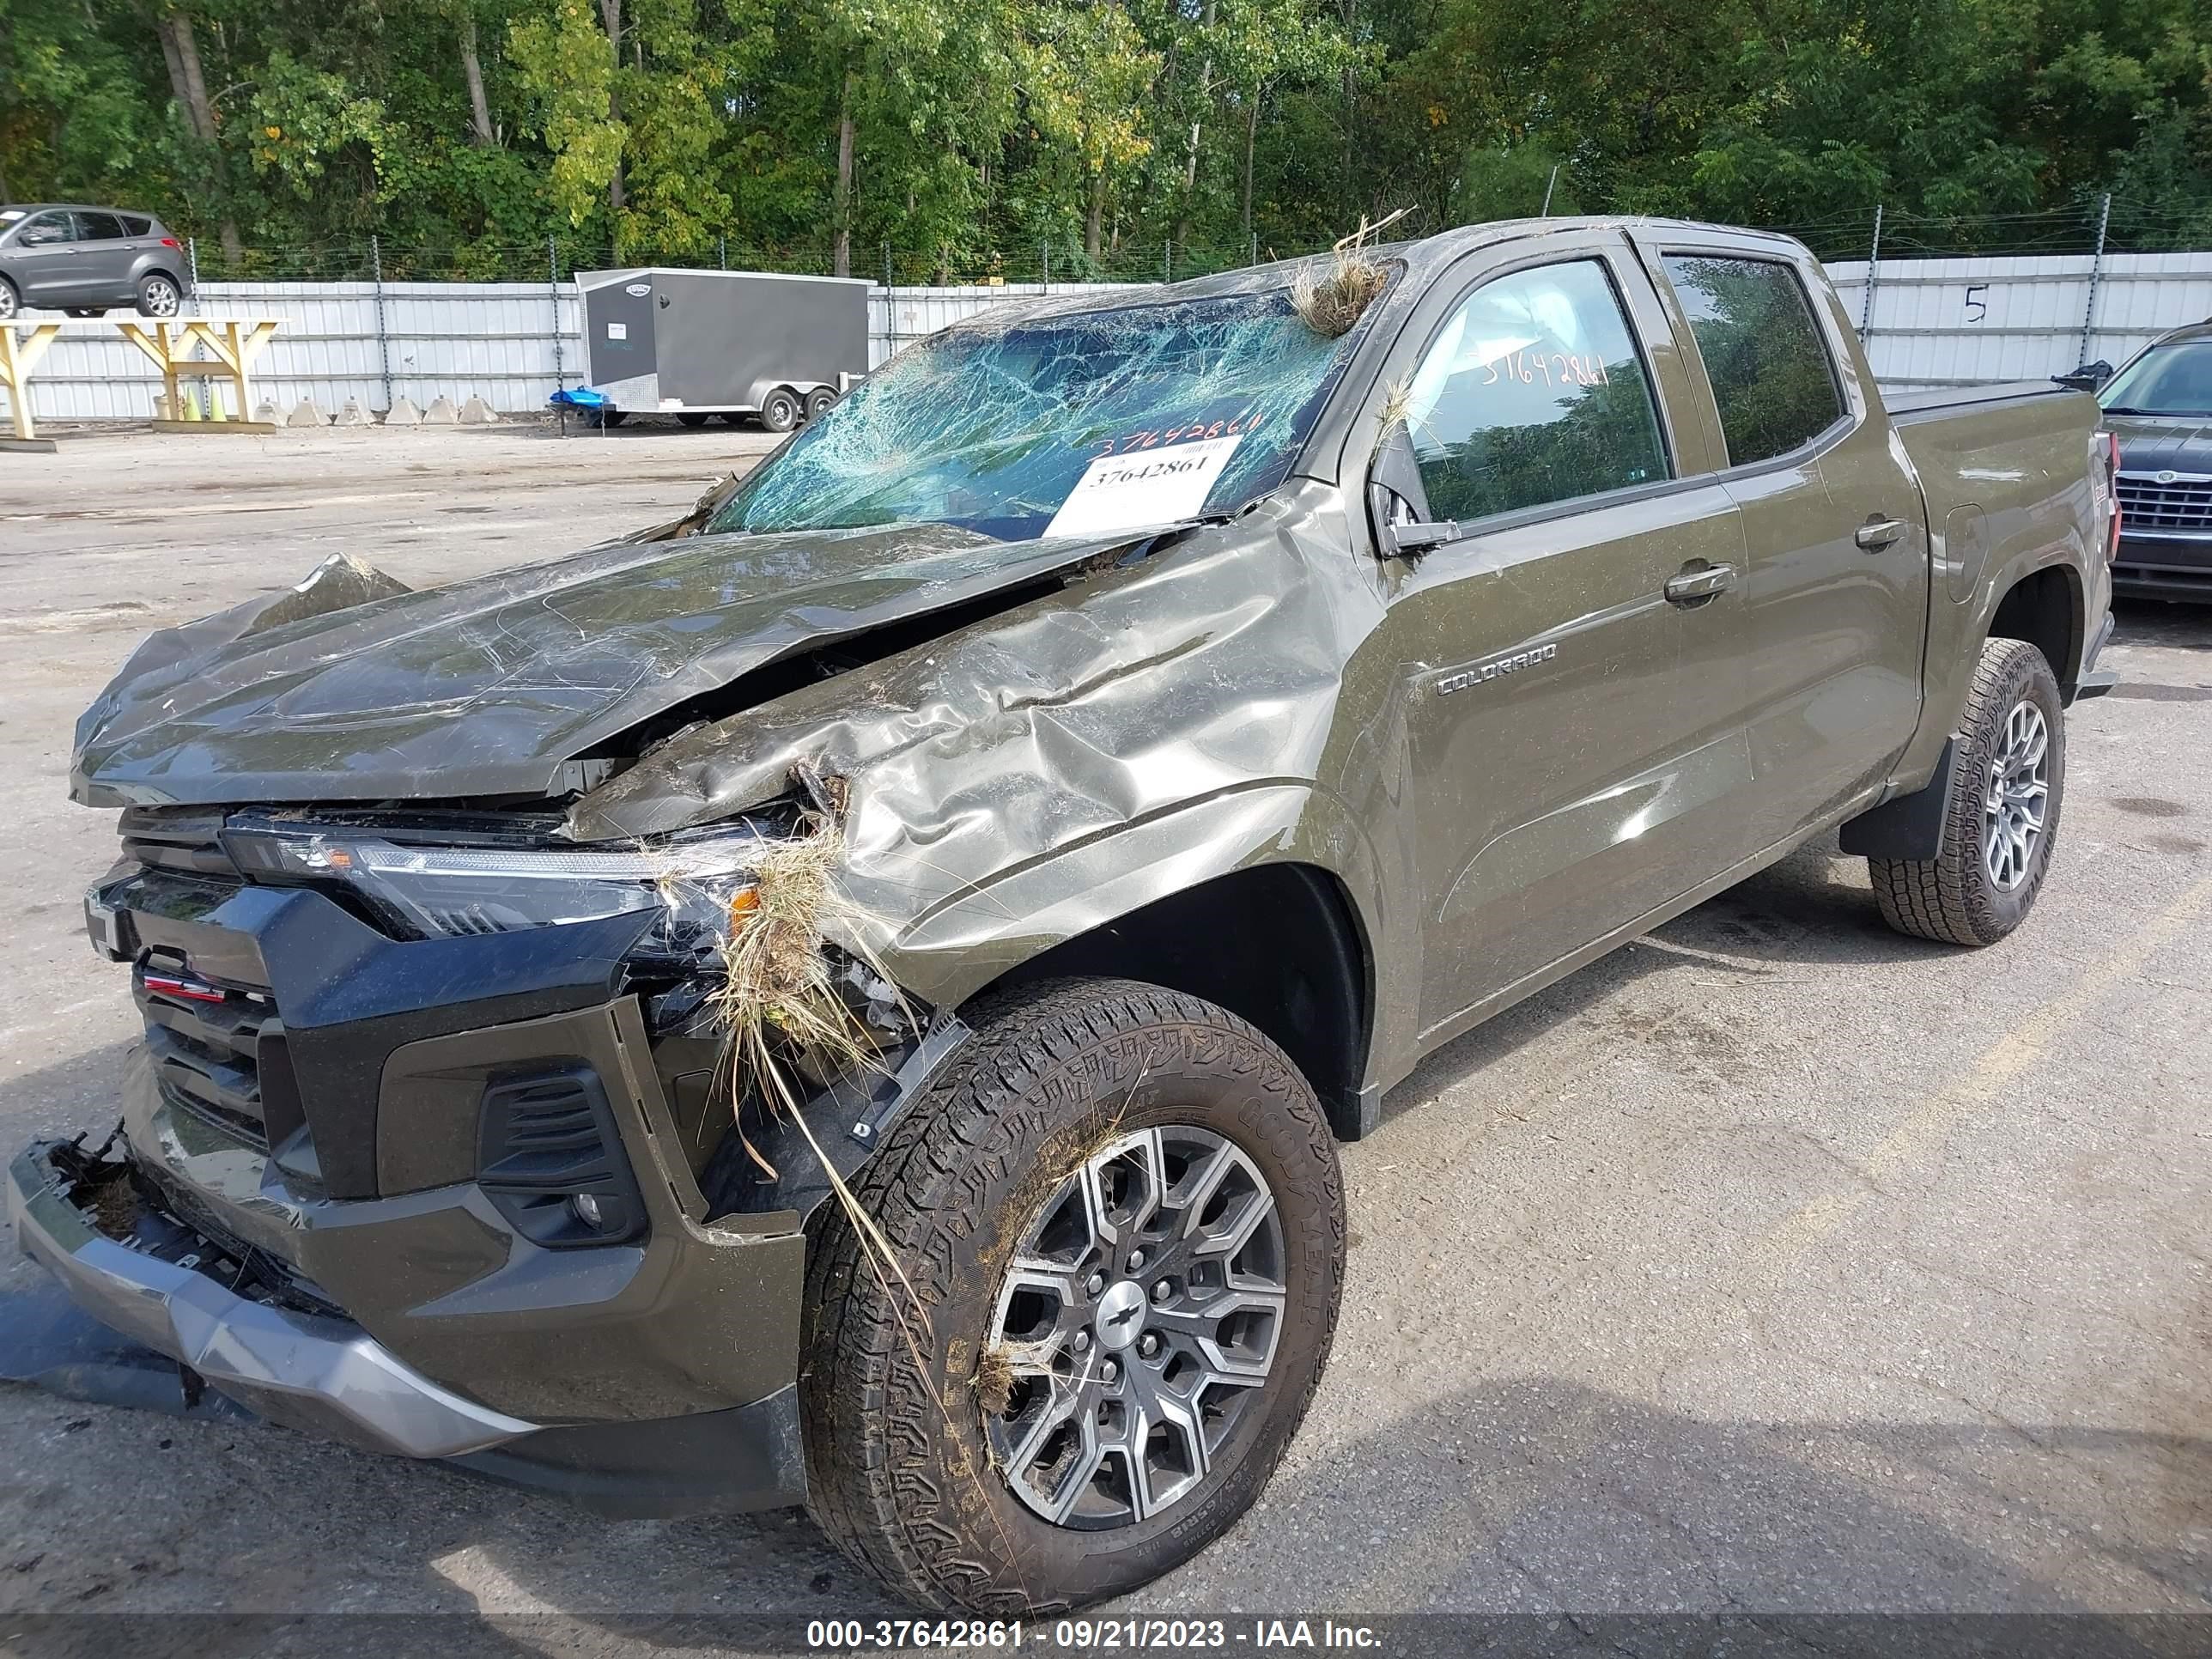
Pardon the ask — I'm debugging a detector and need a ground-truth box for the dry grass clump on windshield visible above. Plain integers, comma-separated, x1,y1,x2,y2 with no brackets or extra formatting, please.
1291,207,1411,338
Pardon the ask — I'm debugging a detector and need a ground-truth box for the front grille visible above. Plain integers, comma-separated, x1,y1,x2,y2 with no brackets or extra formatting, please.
2117,474,2212,532
138,960,280,1152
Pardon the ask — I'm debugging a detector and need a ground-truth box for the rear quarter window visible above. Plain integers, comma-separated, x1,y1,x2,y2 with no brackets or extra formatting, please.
1661,254,1844,467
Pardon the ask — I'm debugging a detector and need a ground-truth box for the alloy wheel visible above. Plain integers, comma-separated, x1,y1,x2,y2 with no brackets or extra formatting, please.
982,1125,1287,1530
142,278,179,318
1983,697,2049,891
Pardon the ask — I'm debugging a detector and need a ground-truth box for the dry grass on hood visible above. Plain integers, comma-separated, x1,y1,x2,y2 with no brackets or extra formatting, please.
1291,207,1411,338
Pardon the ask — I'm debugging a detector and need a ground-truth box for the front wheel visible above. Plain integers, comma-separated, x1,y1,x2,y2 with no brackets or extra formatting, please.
1870,636,2065,946
0,278,18,321
800,978,1345,1613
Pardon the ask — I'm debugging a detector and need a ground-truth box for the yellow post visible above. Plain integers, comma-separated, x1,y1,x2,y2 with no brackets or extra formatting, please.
0,324,61,441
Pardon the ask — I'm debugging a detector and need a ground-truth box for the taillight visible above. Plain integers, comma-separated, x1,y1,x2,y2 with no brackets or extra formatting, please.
160,236,180,249
2103,430,2122,562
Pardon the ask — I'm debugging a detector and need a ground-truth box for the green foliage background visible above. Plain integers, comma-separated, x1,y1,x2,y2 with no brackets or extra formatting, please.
2,0,2208,279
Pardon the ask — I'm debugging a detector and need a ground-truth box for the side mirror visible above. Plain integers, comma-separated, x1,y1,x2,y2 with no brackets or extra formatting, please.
2054,361,2112,392
1366,425,1460,560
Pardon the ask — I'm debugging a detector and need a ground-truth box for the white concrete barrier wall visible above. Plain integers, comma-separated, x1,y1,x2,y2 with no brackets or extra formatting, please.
16,255,2212,420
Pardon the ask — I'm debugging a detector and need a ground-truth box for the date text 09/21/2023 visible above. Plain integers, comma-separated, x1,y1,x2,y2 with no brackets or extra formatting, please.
805,1620,1383,1650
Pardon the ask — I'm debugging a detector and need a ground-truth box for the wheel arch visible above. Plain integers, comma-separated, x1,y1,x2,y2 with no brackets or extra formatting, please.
1985,561,2086,693
880,787,1389,1142
983,862,1376,1142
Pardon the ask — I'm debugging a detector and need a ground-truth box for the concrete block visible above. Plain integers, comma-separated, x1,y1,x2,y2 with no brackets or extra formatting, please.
422,396,459,425
253,398,282,425
458,395,499,425
287,398,329,428
335,398,373,427
383,396,422,427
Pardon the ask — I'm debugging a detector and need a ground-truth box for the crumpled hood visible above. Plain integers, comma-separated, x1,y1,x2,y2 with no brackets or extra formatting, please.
2106,413,2212,473
70,523,1128,808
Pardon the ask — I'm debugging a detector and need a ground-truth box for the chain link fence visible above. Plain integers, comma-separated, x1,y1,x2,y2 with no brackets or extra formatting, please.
170,195,2212,289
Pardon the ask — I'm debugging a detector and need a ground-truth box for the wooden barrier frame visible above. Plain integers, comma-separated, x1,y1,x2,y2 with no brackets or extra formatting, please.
0,323,64,448
118,319,283,430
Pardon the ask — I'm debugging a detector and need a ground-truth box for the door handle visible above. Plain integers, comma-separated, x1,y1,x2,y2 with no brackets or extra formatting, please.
1856,515,1906,550
1663,562,1736,605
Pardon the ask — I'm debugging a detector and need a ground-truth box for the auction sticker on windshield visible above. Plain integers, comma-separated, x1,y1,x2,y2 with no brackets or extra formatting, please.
1044,434,1243,538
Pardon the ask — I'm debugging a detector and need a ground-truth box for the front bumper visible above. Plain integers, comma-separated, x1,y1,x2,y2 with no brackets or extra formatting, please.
8,1140,532,1459
2113,529,2212,602
11,857,816,1516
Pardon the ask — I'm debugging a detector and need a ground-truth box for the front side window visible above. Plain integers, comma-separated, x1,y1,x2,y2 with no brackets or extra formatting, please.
1394,258,1670,525
1661,254,1844,466
2100,342,2212,417
709,286,1376,544
15,213,75,247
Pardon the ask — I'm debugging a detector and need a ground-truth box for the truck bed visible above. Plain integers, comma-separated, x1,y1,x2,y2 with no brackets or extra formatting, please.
1884,380,2077,424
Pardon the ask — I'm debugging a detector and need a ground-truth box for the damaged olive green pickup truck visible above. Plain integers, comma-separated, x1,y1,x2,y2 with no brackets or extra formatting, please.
15,219,2117,1612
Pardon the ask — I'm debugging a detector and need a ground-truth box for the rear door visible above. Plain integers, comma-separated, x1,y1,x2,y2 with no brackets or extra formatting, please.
1637,234,1929,845
1363,234,1755,1039
69,211,135,301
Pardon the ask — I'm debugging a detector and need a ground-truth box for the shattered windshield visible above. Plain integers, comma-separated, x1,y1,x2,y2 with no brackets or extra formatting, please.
709,289,1370,543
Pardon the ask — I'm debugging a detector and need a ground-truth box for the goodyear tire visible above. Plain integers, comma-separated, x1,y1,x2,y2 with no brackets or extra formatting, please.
1870,637,2065,946
800,978,1345,1613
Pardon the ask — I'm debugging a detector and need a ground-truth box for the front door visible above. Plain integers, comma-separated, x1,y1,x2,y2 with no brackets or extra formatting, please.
1374,249,1753,1040
9,211,82,307
1645,240,1929,845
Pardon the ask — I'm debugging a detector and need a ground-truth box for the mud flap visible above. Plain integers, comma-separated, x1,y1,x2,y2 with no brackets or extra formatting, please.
1838,738,1958,861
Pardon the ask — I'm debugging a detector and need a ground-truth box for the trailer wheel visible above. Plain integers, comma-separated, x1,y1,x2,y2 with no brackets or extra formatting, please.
759,387,801,434
805,387,837,422
676,412,709,428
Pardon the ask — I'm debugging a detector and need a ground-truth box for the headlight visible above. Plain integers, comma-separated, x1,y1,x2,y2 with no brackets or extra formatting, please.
223,823,768,940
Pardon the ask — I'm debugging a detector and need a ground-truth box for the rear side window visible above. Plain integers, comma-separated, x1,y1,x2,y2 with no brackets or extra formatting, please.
1396,258,1670,524
1661,255,1843,466
78,212,125,240
119,216,153,236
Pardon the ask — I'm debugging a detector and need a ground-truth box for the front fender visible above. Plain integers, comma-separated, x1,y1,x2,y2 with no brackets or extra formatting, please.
876,783,1397,1061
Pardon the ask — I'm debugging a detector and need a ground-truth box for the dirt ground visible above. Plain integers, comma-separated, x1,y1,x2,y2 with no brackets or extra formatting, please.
0,425,2205,1649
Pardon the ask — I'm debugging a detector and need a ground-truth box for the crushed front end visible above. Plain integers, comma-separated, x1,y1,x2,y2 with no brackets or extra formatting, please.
4,799,898,1516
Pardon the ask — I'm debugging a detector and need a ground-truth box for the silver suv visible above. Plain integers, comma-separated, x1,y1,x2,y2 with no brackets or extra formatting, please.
0,204,193,320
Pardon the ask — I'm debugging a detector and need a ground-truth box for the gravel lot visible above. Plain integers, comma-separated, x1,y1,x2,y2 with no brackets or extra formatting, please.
0,426,2206,1648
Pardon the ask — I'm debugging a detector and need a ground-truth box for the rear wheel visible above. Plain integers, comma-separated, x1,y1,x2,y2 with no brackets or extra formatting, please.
1870,636,2065,945
800,978,1345,1613
757,386,800,433
135,272,181,318
805,387,837,421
